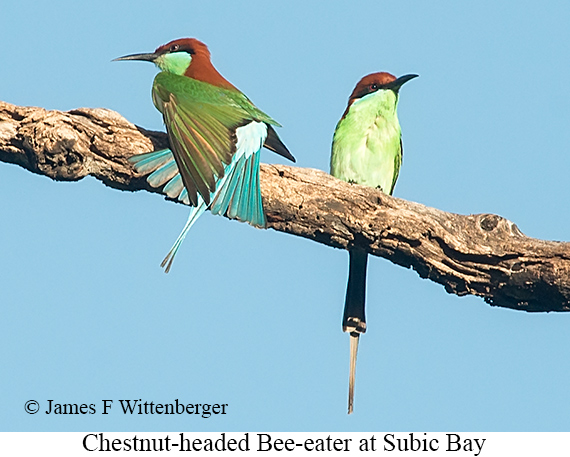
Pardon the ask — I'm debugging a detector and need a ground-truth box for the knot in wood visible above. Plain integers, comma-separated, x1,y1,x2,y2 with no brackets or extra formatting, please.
479,214,501,232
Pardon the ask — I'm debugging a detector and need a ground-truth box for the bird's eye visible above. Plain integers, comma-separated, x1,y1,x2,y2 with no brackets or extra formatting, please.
370,83,378,90
169,44,180,52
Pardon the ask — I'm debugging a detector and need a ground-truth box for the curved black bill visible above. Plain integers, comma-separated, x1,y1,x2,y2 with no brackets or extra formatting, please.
386,73,419,91
112,52,158,63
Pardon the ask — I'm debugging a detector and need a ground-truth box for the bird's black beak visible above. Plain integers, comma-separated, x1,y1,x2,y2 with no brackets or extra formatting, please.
112,52,158,63
386,74,419,91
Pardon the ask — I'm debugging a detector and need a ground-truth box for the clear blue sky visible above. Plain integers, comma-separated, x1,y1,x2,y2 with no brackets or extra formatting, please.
2,0,570,431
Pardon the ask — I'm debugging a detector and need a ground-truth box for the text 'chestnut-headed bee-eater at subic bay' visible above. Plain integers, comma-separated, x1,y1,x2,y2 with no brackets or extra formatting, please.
114,38,295,271
331,72,418,413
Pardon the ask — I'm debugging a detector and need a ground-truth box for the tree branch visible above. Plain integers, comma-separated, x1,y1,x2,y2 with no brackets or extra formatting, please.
1,100,569,312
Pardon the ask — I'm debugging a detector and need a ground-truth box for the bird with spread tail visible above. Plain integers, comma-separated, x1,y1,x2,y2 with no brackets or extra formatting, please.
115,38,295,271
331,72,418,413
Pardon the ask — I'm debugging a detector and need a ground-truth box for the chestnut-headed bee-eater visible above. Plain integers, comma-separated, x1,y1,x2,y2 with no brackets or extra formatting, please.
331,72,418,413
115,38,295,271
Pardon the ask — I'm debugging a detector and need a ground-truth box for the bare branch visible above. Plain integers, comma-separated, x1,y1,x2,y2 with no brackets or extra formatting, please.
1,100,569,312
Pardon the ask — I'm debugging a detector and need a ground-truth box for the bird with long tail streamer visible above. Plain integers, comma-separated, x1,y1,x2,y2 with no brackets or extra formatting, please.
331,72,418,413
115,38,295,271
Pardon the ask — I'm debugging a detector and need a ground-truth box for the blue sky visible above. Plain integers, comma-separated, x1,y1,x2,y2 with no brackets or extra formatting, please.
1,0,570,431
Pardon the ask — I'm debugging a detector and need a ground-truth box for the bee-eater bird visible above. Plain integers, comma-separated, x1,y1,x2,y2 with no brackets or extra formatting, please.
330,72,418,414
114,38,295,271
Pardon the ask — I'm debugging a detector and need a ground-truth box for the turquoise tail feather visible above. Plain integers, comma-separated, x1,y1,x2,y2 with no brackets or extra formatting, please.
163,174,184,199
148,160,178,188
179,187,190,205
161,198,207,273
129,149,172,174
250,152,264,227
130,149,188,204
211,150,266,228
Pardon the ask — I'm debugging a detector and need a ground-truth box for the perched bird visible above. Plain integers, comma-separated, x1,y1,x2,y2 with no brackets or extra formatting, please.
331,72,418,413
115,38,295,271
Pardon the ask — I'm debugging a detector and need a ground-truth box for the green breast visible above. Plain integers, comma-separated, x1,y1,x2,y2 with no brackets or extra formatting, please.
331,89,402,195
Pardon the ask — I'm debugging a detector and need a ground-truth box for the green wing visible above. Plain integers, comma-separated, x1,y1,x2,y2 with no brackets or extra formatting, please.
151,72,278,206
389,138,403,195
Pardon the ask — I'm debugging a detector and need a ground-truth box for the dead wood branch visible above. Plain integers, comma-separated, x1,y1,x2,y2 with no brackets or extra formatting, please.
1,100,568,312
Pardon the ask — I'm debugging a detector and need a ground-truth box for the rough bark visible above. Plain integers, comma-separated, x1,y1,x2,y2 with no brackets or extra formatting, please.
1,100,569,312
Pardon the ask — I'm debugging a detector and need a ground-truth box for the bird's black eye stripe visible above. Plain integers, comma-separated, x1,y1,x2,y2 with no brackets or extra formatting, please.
168,44,194,54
